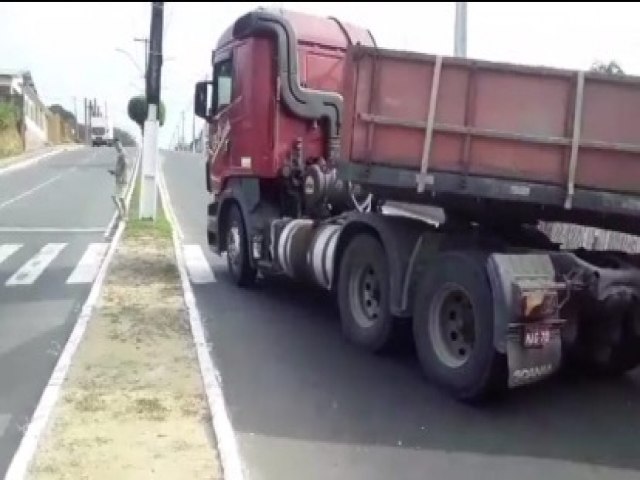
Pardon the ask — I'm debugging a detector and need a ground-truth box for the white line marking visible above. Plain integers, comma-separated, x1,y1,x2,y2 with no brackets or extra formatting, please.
159,167,245,480
158,157,185,240
183,245,216,284
0,244,21,265
0,172,67,211
0,227,104,234
66,243,109,284
6,243,66,286
0,145,82,177
4,203,129,480
0,413,10,437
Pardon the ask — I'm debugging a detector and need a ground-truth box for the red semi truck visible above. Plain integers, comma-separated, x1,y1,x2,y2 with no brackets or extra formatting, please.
194,8,640,401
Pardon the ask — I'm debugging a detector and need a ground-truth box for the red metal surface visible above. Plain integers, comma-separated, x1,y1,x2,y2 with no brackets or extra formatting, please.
342,47,640,195
209,10,373,192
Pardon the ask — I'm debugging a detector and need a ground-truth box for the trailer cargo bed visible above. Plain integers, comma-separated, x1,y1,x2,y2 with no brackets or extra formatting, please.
340,46,640,234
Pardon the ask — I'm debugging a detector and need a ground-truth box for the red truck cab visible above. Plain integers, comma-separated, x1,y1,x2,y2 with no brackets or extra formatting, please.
196,9,374,195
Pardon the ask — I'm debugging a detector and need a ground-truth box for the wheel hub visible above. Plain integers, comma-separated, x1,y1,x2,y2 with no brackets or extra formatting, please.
429,284,476,368
227,225,241,269
350,264,381,328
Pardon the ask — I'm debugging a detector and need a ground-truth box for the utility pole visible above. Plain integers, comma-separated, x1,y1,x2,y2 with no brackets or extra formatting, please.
139,2,164,220
83,98,89,144
72,96,78,141
454,2,467,58
192,107,196,152
181,110,185,150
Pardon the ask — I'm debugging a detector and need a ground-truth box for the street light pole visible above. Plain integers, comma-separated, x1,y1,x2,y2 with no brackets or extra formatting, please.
139,2,164,220
454,2,467,58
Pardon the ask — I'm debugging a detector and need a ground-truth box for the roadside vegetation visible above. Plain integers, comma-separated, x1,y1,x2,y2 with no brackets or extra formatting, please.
28,177,221,479
0,101,23,159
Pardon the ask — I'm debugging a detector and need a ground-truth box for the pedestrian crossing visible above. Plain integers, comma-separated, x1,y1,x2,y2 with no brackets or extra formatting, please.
0,242,108,287
0,242,227,288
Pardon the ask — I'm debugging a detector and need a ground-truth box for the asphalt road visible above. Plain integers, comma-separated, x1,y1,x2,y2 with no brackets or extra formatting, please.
162,151,640,480
0,146,134,477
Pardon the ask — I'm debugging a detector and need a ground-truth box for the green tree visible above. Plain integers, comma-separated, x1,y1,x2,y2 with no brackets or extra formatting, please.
113,127,137,146
127,96,166,131
48,104,76,125
590,60,624,75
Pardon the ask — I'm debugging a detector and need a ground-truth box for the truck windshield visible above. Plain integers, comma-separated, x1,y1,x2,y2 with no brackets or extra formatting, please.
215,59,232,111
92,127,106,135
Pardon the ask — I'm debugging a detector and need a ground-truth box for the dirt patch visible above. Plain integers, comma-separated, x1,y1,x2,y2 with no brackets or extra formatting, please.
28,234,221,480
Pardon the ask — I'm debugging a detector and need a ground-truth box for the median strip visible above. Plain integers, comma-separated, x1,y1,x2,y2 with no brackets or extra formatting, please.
21,182,222,479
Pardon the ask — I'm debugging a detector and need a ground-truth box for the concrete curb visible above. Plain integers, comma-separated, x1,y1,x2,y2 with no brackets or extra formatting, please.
0,144,84,177
3,146,139,480
158,168,246,480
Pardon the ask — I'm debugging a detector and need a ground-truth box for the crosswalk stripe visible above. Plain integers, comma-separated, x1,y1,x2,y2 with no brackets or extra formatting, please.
183,244,216,284
66,243,109,284
0,244,21,266
6,243,67,286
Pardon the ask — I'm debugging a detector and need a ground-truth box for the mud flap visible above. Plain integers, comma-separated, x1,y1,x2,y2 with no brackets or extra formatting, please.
487,253,563,388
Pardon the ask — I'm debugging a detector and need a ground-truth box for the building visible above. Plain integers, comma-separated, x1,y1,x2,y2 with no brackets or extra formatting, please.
0,70,49,150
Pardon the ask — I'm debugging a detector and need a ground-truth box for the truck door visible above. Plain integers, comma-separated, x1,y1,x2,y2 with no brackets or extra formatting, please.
209,52,235,192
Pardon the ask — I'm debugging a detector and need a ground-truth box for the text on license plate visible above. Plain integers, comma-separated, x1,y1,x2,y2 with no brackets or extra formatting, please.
523,326,551,348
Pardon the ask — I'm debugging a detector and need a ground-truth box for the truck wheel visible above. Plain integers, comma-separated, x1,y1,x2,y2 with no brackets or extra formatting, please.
337,234,394,353
562,305,640,377
412,252,507,402
589,310,640,376
225,203,257,287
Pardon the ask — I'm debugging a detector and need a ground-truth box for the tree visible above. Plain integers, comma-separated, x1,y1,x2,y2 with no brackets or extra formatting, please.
590,60,624,75
127,95,166,131
113,127,137,147
48,104,76,125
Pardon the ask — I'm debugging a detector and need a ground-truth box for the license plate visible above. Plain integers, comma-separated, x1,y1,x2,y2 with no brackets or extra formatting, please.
523,325,551,348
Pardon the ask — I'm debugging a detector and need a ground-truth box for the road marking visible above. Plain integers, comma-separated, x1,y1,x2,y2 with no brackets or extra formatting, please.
0,413,10,437
163,215,245,480
159,158,185,240
0,145,82,177
4,153,139,480
0,172,67,211
0,227,104,233
183,244,216,283
66,243,109,284
6,243,66,286
0,244,21,265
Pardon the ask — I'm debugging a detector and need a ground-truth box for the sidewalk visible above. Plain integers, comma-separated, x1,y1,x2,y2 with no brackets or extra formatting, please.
20,185,222,479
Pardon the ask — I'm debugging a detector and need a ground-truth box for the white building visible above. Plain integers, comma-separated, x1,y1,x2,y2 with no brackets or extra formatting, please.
0,70,49,150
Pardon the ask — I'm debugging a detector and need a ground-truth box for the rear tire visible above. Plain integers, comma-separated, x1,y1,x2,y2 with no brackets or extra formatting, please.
225,203,257,287
412,252,507,402
337,234,395,353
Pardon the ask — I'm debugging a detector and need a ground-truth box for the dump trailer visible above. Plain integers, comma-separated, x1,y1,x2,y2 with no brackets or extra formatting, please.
194,8,640,401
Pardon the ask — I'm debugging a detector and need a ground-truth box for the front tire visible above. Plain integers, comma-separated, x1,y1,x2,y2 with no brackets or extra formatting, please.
412,252,507,402
225,203,257,287
337,234,395,353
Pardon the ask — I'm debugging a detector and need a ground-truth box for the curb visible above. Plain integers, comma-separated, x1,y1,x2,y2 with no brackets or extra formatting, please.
158,168,246,480
3,148,139,480
0,144,84,177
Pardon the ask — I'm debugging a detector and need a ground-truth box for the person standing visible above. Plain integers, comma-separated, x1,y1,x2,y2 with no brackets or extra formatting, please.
109,138,128,220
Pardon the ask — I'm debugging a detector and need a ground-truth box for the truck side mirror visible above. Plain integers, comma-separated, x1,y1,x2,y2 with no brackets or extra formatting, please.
194,81,213,121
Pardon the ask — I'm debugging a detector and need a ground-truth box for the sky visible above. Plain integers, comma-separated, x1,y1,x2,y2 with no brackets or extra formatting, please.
1,2,639,148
